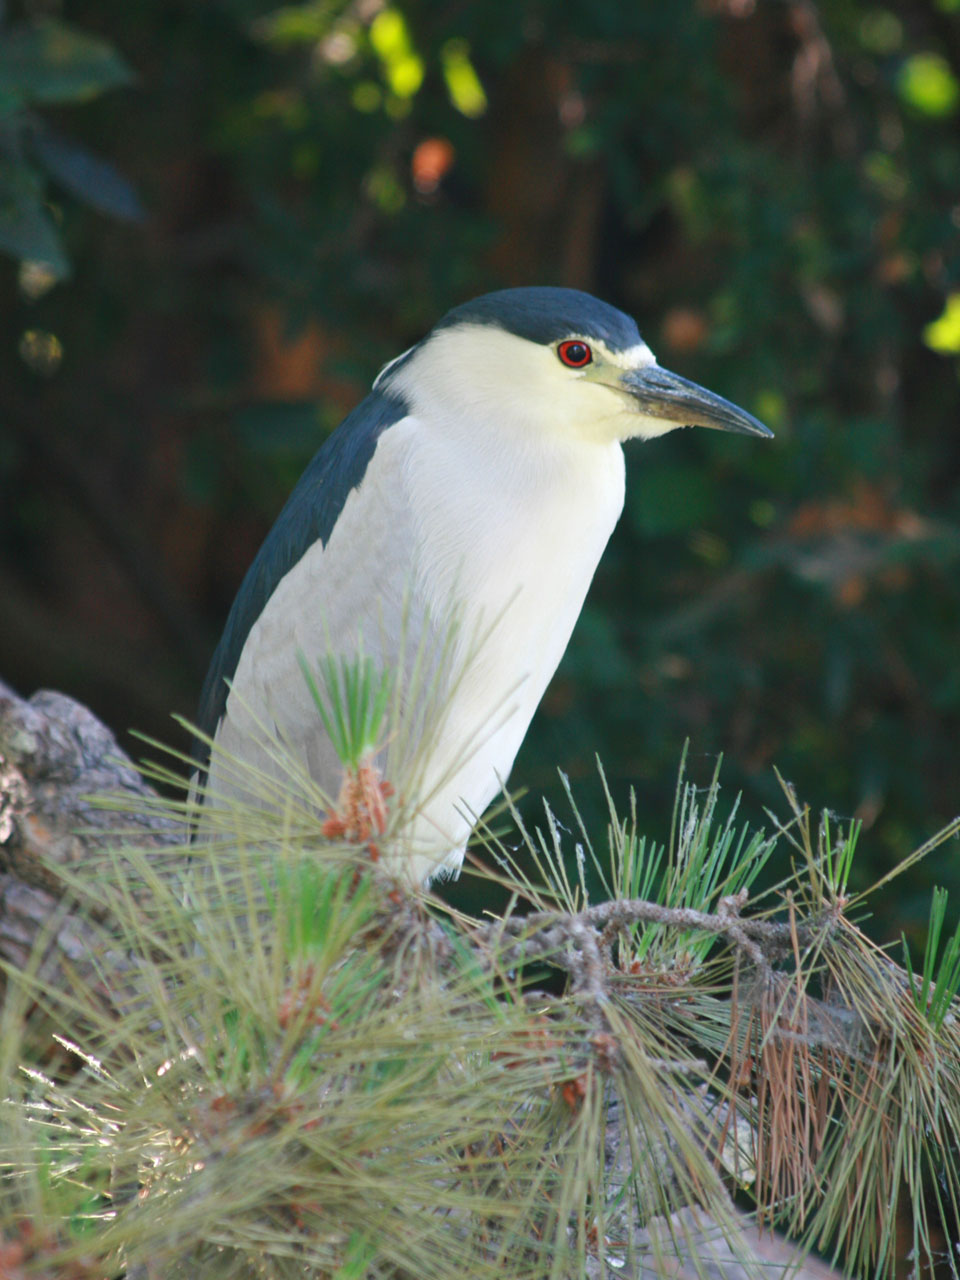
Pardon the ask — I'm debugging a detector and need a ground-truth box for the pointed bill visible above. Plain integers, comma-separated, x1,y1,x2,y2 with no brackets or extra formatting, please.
621,365,773,437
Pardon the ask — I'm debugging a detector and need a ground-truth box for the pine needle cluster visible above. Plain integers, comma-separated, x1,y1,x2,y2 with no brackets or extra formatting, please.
2,659,960,1279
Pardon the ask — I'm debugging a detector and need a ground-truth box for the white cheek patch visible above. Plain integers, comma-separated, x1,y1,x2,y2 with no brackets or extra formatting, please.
629,413,688,441
613,341,656,369
386,323,671,445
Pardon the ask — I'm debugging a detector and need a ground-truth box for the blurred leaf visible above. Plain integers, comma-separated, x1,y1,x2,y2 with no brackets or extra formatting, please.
753,389,788,430
369,9,423,99
0,18,133,105
18,328,63,376
33,129,144,222
17,259,60,300
666,167,712,242
254,2,340,46
365,163,405,213
863,150,908,200
352,81,382,112
923,293,960,354
857,11,902,55
897,53,959,117
0,170,70,277
440,40,487,118
564,126,601,158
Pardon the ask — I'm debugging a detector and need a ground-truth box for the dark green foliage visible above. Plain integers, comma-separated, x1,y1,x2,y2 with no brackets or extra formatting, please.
0,15,140,276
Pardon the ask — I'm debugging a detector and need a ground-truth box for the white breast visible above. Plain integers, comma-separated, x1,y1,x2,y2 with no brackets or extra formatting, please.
211,411,625,883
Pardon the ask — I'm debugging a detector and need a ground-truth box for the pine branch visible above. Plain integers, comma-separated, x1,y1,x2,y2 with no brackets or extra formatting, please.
4,672,960,1278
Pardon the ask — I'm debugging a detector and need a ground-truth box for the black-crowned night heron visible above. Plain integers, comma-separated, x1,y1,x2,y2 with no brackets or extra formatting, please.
195,287,771,882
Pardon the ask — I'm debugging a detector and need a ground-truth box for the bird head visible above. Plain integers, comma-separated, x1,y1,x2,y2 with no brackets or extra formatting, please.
378,286,772,448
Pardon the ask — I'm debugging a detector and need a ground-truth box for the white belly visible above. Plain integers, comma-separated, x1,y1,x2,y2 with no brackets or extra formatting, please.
211,416,625,883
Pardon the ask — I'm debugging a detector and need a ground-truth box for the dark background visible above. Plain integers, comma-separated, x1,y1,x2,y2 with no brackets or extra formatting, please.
2,0,959,934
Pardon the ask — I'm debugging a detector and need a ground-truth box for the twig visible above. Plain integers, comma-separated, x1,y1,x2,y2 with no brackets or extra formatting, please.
484,893,820,971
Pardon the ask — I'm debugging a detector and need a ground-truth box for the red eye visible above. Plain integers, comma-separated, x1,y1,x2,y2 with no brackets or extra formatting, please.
557,339,592,368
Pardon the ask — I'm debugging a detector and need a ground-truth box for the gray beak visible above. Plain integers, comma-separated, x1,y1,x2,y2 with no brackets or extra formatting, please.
621,365,774,438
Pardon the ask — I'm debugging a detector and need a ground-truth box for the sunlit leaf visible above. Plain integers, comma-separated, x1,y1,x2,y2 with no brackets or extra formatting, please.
923,292,960,354
18,328,63,376
897,52,959,118
440,39,487,119
368,8,423,99
0,18,133,105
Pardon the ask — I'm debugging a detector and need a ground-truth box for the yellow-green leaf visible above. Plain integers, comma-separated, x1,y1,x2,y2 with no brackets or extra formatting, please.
923,293,960,354
369,8,423,99
898,52,959,117
441,40,487,118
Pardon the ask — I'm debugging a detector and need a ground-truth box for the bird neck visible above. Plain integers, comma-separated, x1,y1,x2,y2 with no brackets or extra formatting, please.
393,410,626,631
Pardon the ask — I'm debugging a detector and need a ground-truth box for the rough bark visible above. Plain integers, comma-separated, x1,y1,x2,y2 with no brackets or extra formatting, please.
0,678,176,985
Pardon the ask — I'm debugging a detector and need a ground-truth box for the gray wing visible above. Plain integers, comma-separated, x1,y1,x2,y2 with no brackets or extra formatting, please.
193,389,409,777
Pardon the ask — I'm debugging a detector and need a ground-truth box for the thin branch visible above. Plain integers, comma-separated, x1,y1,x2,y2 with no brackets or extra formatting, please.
481,889,829,987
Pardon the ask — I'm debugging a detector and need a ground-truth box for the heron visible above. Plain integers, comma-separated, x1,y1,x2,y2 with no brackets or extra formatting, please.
195,287,771,883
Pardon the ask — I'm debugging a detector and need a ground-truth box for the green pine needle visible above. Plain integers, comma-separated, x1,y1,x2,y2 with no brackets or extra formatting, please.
6,686,960,1279
298,648,394,769
903,886,960,1030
